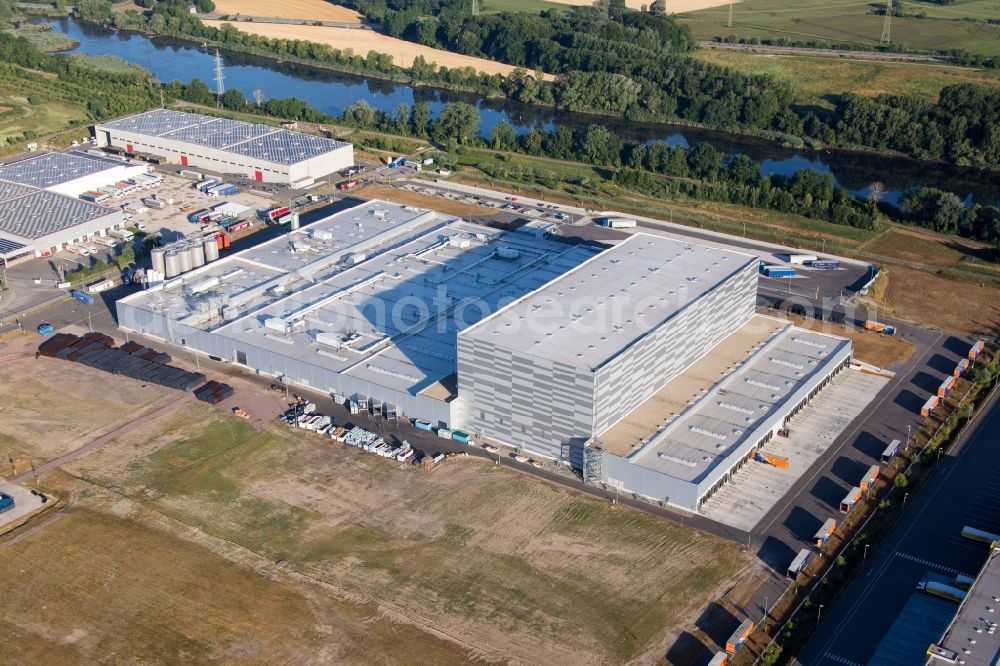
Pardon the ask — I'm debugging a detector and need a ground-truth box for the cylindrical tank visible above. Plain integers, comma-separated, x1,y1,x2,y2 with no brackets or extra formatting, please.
163,250,181,278
203,237,219,262
290,213,300,230
178,245,193,273
189,243,205,268
151,247,166,275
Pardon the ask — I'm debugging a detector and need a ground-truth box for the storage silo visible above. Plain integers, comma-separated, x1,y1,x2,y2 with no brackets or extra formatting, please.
290,213,300,230
203,237,220,262
189,243,205,268
151,247,166,275
164,250,181,278
178,245,193,273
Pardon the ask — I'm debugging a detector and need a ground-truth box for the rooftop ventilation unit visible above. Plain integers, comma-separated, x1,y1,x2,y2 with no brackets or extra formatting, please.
657,452,697,468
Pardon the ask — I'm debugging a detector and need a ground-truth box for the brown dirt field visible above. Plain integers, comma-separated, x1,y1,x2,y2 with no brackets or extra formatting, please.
865,264,1000,336
204,21,549,77
546,0,735,10
212,0,363,22
362,182,488,218
53,396,752,665
0,334,174,469
775,311,916,368
0,503,476,665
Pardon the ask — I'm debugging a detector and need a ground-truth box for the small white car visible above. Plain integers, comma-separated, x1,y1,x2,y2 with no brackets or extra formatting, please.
86,245,98,255
135,222,147,231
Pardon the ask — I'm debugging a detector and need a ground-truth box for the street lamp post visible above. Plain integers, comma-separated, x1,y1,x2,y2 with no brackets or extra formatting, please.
903,492,909,508
864,544,869,561
818,604,824,622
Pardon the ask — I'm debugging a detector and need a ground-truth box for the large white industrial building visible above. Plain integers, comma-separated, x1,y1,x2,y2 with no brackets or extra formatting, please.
0,150,146,262
93,109,354,188
116,199,852,511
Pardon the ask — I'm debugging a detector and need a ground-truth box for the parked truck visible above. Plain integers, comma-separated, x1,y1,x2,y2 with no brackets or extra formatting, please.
864,320,896,335
962,526,1000,544
969,340,985,360
109,228,133,242
860,464,880,492
70,289,94,305
881,439,902,464
954,358,970,377
815,518,837,547
725,620,754,654
938,376,956,398
917,580,966,603
840,487,862,513
787,548,812,579
763,266,796,278
596,216,637,229
921,395,940,417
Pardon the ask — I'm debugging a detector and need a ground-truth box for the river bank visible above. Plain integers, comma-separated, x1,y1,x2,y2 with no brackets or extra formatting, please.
35,15,1000,206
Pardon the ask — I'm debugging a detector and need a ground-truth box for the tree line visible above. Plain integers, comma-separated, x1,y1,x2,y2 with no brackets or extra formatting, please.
71,0,1000,168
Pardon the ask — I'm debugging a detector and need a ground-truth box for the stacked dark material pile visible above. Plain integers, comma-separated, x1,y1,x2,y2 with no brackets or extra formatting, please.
38,333,206,391
193,380,235,404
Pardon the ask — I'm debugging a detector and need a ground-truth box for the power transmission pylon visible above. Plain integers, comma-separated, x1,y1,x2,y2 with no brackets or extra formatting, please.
880,0,892,45
471,0,479,17
213,49,225,103
727,0,733,29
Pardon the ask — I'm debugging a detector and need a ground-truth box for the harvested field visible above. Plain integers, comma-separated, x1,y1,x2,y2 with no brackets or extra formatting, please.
211,0,363,22
61,401,752,665
865,264,1000,336
202,21,547,77
0,335,173,469
0,504,476,665
545,0,735,11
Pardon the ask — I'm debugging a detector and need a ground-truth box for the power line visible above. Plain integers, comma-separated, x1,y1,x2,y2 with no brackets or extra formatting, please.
727,0,733,29
880,0,892,45
213,49,225,102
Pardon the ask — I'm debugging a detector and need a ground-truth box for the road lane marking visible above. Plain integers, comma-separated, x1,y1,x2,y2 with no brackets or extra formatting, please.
823,653,865,666
894,552,973,578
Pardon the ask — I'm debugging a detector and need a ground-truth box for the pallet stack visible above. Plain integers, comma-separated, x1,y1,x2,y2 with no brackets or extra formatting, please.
38,333,206,392
193,380,235,404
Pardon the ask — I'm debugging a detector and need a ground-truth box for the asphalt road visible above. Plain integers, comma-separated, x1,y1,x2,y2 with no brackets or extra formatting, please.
799,387,1000,665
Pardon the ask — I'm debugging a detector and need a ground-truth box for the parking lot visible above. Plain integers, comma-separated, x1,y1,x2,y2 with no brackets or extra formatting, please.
699,368,890,532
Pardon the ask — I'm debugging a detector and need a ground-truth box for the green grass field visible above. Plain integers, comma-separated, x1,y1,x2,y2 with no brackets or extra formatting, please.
0,69,91,148
481,0,569,12
694,49,1000,106
67,53,147,74
4,25,77,52
681,0,1000,56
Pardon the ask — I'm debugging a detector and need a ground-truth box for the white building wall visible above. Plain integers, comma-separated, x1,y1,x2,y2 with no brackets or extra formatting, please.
45,164,149,197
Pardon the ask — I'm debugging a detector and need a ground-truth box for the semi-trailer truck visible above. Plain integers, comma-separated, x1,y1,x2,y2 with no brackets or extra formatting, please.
917,580,966,603
840,487,862,513
864,320,896,335
815,518,837,547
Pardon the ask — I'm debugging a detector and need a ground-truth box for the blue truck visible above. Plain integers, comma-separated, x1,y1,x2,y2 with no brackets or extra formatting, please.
762,266,796,278
70,289,95,305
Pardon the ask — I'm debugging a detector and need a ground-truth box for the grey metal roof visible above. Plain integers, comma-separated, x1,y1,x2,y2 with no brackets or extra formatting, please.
0,150,130,189
931,547,1000,666
461,233,757,370
159,117,275,149
629,324,851,483
100,109,350,166
0,190,116,240
225,130,350,165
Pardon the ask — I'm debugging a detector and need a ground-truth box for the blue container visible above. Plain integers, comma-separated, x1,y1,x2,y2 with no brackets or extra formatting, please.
763,267,796,278
70,289,95,304
414,419,433,431
0,493,13,514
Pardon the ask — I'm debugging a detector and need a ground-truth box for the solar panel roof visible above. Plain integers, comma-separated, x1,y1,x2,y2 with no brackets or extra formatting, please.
0,190,115,240
224,130,349,164
98,108,206,137
100,109,350,166
0,179,40,203
159,117,275,149
0,237,26,255
0,151,127,189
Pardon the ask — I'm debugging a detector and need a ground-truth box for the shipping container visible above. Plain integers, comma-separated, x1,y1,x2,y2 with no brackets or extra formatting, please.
179,169,203,180
881,439,902,464
969,340,985,360
70,289,95,304
596,217,637,229
938,376,956,397
787,548,812,579
921,395,940,417
725,619,754,654
785,254,818,264
451,430,471,443
860,464,880,491
954,359,970,377
840,487,862,513
437,428,453,439
814,518,837,547
265,206,290,222
414,419,433,431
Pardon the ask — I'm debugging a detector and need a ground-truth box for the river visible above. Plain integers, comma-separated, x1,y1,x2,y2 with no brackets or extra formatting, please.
47,17,999,207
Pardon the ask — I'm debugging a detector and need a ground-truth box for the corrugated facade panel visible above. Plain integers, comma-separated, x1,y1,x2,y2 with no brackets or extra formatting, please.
117,301,452,425
455,336,594,458
592,260,757,435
